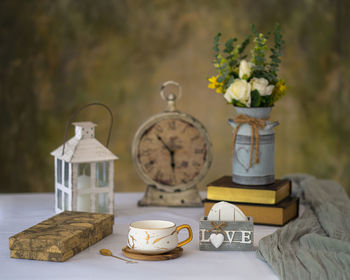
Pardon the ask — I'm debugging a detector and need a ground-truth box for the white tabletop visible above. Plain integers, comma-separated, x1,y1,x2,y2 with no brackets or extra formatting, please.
0,193,279,280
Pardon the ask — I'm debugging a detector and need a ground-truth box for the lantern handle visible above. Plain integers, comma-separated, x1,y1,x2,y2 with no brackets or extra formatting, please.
61,102,113,156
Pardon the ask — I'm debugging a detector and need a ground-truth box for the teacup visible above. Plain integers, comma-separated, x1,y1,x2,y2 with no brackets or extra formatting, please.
127,220,192,254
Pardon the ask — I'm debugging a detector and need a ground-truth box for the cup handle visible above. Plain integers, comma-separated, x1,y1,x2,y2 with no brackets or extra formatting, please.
176,224,193,247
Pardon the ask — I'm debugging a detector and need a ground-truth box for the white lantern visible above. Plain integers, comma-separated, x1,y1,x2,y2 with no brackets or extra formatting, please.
51,120,118,214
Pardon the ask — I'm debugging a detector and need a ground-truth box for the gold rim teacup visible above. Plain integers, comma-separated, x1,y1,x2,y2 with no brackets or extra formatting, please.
127,220,192,255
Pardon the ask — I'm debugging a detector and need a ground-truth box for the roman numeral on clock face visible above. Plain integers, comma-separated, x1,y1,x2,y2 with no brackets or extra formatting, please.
168,121,176,130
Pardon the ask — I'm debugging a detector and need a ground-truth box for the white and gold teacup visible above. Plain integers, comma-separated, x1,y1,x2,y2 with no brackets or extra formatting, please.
127,220,193,254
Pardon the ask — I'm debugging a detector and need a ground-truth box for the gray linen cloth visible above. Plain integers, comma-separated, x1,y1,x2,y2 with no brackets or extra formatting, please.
257,174,350,280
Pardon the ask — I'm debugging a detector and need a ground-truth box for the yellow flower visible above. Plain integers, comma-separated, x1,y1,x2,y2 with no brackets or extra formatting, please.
278,82,286,93
275,80,287,94
216,87,224,93
208,76,224,93
270,79,287,105
208,76,219,88
208,76,217,89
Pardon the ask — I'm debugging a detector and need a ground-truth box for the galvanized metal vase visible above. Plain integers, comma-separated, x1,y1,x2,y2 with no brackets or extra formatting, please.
228,107,279,185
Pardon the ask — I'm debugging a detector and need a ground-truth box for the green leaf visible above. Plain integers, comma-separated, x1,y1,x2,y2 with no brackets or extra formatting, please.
217,75,225,83
251,24,258,37
214,32,221,41
252,70,276,84
233,100,246,107
213,33,221,55
224,38,237,53
251,26,267,68
251,90,261,107
268,23,284,77
260,95,272,107
227,76,235,87
238,36,250,55
228,59,238,67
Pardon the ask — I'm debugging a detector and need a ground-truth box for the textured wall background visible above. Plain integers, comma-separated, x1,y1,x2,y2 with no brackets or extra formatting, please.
1,0,350,194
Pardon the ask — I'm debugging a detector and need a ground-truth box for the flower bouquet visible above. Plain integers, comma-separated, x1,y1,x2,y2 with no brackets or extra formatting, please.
208,24,286,107
208,24,286,185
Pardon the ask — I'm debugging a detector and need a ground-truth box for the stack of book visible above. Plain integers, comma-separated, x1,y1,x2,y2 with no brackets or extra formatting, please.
204,176,299,226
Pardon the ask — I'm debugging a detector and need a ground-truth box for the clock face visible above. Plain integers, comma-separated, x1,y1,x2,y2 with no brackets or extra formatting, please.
136,118,208,188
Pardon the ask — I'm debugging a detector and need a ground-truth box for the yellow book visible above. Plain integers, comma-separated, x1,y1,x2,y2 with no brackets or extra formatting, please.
207,176,291,205
204,197,299,226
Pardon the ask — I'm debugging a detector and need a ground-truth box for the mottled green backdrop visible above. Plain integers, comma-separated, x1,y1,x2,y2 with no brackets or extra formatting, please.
1,0,350,194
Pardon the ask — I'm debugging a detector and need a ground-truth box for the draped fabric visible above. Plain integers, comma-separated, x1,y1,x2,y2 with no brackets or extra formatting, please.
257,174,350,280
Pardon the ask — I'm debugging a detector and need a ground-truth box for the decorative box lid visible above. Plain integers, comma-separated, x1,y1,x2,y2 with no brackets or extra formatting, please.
9,211,114,254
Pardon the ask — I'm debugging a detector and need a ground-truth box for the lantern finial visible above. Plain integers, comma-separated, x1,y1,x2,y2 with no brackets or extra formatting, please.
72,122,97,140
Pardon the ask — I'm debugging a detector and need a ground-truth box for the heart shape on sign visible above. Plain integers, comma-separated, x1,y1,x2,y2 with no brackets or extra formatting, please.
209,233,224,248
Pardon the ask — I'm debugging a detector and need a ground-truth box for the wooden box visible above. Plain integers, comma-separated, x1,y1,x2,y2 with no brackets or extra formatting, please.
199,216,254,251
9,211,114,262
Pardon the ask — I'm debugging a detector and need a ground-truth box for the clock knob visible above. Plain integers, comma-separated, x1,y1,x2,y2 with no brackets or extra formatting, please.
160,81,182,112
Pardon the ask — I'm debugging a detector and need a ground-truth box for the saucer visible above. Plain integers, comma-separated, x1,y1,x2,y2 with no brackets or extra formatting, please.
122,246,183,261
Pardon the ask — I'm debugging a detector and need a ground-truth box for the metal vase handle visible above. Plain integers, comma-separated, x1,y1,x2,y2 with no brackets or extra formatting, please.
61,102,114,156
266,121,279,129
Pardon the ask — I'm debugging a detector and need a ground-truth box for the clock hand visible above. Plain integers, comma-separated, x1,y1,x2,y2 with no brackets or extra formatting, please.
157,135,176,170
170,150,175,170
156,135,172,152
170,150,176,184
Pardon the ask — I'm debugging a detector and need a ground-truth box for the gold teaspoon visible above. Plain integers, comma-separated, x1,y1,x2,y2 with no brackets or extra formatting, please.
99,249,137,264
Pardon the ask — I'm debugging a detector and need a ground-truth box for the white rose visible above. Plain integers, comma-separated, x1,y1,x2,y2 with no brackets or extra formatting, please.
250,77,275,96
264,84,274,96
239,60,254,80
224,79,251,107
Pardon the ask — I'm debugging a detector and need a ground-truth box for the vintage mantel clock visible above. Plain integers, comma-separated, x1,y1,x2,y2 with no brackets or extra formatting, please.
132,81,212,207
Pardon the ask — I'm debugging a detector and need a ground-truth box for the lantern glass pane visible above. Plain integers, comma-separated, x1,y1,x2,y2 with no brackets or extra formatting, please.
96,193,109,213
64,192,69,210
64,162,69,188
77,194,90,212
78,163,91,190
56,159,62,184
78,163,91,177
57,189,62,210
96,162,109,188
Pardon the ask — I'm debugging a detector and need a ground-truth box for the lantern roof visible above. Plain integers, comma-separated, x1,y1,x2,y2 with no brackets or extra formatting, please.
50,122,118,163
